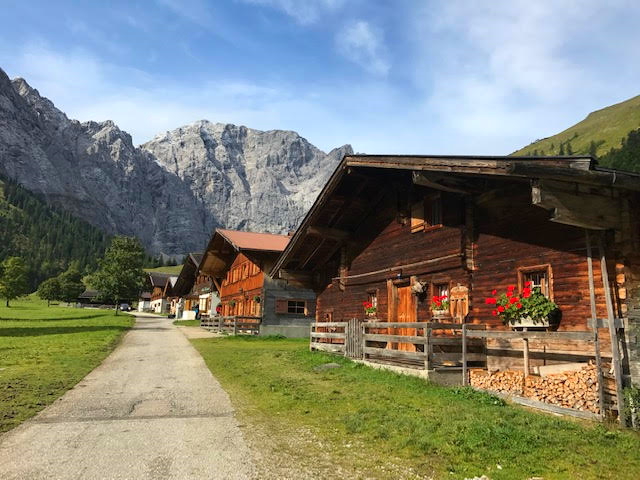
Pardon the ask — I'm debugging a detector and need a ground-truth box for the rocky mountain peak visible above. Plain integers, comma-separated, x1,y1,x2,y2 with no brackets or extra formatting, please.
0,67,353,254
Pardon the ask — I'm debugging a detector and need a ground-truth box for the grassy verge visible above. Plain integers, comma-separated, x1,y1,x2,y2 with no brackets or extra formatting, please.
173,319,200,327
192,336,640,480
0,297,134,433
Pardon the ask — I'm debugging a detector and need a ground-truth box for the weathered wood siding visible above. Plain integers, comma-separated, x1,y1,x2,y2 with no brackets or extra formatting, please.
471,186,610,330
316,190,469,323
220,253,264,316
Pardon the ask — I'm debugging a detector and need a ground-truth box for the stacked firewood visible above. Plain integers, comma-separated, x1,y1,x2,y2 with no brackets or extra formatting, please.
469,364,599,414
524,364,599,413
469,369,524,395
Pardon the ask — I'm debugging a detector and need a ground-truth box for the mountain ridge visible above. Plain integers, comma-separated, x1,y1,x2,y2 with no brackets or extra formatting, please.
0,67,352,255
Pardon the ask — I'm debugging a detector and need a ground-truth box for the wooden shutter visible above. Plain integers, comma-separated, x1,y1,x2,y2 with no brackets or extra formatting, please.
411,200,425,233
275,299,288,314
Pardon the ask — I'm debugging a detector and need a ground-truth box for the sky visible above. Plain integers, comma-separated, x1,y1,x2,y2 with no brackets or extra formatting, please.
1,0,639,154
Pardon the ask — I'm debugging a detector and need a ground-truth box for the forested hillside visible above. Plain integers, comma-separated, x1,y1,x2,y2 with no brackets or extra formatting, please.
0,174,110,290
599,128,640,172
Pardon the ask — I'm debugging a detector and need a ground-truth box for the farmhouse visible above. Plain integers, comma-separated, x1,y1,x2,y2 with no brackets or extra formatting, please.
199,228,315,337
271,154,640,419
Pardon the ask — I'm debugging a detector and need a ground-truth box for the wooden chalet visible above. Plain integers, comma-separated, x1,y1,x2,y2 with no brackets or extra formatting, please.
199,228,315,337
172,253,219,319
272,154,640,420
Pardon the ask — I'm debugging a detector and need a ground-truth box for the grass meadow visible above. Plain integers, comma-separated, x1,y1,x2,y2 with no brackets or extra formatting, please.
0,296,133,433
192,336,640,480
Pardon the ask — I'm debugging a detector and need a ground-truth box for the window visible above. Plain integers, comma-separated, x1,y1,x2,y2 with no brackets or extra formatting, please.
518,265,553,299
368,291,377,310
275,299,307,314
434,283,449,299
288,301,306,314
411,193,442,233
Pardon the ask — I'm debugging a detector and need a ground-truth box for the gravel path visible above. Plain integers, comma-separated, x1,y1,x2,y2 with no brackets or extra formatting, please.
0,313,256,480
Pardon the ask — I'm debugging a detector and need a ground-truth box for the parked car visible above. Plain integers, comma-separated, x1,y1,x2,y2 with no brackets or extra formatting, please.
119,303,131,312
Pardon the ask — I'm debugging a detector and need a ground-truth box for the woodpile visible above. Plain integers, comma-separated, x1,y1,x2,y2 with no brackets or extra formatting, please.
470,363,599,414
469,369,524,395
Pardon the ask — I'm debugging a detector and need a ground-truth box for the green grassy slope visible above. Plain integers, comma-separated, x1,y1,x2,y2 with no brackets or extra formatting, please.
512,95,640,157
144,265,183,275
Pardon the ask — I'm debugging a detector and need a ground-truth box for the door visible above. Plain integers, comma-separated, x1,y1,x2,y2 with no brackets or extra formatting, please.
394,284,417,352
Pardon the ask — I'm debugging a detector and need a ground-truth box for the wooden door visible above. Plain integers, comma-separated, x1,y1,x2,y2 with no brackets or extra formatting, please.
395,285,416,351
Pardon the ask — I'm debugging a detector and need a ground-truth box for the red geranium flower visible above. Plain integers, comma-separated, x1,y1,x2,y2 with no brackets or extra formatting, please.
491,289,497,295
485,297,497,305
506,291,513,298
507,285,515,291
492,309,498,316
524,281,532,287
509,296,519,304
497,306,505,312
516,303,523,309
522,288,531,298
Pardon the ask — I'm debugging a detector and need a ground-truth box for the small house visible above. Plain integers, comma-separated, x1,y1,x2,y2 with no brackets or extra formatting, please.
148,272,176,314
199,228,316,337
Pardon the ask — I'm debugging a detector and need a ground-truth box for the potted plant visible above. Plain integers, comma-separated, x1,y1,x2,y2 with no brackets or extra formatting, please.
253,295,261,304
362,301,377,318
485,282,559,328
431,295,449,318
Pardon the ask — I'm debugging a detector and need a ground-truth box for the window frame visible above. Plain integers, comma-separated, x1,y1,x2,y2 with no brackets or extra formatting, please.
517,264,553,300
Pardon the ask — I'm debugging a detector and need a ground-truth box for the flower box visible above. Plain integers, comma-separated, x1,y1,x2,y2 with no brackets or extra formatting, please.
508,315,550,328
431,309,450,319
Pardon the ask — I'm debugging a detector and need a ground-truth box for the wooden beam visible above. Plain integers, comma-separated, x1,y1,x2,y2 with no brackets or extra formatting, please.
585,229,606,417
412,171,471,194
598,233,626,423
278,269,313,283
306,225,350,241
532,181,621,230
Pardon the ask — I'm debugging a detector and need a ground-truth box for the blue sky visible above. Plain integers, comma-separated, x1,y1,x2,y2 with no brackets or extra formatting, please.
1,0,639,154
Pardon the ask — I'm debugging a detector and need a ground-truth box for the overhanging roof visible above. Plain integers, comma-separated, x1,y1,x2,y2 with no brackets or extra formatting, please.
173,253,203,297
199,228,290,278
271,154,640,278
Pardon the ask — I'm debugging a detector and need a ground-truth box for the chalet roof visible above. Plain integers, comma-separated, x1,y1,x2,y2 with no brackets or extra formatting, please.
216,229,290,252
148,272,171,287
172,253,203,297
139,292,151,300
271,154,640,278
199,228,290,278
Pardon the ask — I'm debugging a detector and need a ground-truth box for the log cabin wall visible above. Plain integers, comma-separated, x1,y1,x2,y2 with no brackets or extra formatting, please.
471,185,616,370
315,187,470,323
219,252,264,317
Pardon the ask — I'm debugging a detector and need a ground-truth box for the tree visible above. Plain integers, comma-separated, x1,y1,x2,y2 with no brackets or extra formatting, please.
0,256,30,307
37,276,61,307
92,236,146,314
58,264,85,304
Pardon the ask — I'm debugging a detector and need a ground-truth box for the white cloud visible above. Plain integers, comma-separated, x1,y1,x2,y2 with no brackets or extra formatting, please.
336,20,389,76
409,0,640,152
240,0,345,25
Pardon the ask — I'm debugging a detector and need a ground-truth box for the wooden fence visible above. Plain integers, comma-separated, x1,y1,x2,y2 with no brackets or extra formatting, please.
310,319,486,367
201,315,261,335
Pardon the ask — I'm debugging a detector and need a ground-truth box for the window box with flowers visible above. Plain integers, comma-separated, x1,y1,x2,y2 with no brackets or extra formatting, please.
485,282,559,328
431,294,450,318
362,301,377,318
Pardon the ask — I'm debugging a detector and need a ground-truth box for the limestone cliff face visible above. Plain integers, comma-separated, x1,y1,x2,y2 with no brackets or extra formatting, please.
0,68,351,254
143,121,352,235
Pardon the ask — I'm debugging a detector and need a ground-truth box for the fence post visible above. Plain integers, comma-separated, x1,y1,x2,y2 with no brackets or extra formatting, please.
424,325,431,371
233,318,238,336
462,323,468,386
523,327,530,377
361,322,367,360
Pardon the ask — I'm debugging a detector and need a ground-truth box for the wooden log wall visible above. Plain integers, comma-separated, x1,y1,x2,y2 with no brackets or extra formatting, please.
315,190,469,324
